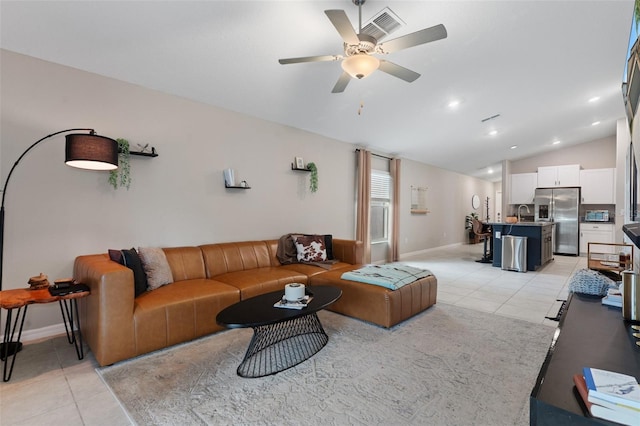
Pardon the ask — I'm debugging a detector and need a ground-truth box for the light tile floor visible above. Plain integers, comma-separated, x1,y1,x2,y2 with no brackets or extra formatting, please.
0,243,586,425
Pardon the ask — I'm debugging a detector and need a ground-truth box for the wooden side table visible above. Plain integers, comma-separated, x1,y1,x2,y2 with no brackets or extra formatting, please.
0,285,90,381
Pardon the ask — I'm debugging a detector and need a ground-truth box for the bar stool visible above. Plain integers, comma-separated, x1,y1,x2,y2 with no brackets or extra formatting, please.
472,219,492,263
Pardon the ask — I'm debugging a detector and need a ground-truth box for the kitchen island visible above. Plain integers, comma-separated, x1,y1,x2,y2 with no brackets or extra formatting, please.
490,222,554,271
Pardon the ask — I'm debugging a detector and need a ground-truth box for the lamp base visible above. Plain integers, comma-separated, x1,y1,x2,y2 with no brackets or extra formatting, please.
0,342,23,361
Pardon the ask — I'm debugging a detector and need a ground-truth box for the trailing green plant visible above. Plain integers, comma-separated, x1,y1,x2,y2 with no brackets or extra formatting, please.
109,138,131,190
307,162,318,193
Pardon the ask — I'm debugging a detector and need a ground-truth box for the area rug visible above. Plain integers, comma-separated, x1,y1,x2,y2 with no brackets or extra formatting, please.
97,304,555,425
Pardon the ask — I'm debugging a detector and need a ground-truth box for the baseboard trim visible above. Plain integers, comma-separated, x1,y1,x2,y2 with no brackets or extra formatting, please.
399,242,463,260
19,322,68,343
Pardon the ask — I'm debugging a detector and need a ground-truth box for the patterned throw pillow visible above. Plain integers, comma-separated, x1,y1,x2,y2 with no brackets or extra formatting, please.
137,247,174,291
293,235,328,262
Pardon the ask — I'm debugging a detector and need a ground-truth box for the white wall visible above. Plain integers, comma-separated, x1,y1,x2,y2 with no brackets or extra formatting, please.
509,136,616,174
399,159,494,254
1,50,494,333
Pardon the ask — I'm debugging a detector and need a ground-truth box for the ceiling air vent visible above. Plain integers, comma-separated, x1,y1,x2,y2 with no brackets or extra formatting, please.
361,7,404,41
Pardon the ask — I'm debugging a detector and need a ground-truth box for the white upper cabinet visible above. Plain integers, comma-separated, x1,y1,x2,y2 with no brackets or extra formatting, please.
510,173,538,204
537,165,580,187
580,168,615,204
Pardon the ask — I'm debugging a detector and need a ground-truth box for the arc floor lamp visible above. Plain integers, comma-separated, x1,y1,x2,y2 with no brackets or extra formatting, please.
0,128,118,357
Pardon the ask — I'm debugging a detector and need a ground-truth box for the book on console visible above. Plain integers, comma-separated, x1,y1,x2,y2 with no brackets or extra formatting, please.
574,374,640,426
601,295,623,308
583,367,640,411
602,288,623,307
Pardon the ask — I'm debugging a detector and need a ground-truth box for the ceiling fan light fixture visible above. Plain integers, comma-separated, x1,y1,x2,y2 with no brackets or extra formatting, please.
341,54,379,79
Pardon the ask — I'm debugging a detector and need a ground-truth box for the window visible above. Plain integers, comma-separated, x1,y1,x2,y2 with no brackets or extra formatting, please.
371,170,391,243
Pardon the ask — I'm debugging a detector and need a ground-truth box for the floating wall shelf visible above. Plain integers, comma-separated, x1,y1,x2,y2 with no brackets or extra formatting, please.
130,151,158,158
225,184,251,189
128,147,158,158
291,163,311,172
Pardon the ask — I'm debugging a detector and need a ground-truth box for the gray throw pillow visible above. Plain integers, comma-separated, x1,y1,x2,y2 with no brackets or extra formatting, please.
137,247,173,291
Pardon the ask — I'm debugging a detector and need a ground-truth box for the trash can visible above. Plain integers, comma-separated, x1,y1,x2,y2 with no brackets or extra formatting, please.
502,235,527,272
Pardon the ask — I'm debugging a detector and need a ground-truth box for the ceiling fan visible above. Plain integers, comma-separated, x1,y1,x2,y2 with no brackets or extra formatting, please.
278,0,447,93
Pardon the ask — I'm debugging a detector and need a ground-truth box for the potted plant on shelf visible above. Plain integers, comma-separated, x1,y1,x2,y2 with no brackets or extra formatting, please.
109,138,131,190
465,212,479,243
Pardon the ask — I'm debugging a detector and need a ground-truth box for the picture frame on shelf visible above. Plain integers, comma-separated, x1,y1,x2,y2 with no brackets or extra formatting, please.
295,157,304,169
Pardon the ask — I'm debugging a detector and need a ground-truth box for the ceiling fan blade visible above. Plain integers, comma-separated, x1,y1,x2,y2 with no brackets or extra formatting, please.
378,60,421,82
278,55,341,65
377,24,447,54
325,10,359,45
331,72,351,93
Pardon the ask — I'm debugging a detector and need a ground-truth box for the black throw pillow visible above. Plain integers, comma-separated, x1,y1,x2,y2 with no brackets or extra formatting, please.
324,235,334,260
119,248,148,297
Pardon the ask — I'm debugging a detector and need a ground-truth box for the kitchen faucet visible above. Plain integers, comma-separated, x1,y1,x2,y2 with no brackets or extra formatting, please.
518,204,531,222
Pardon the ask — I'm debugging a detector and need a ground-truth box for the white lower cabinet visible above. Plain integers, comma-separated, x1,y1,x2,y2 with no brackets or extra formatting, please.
579,223,614,254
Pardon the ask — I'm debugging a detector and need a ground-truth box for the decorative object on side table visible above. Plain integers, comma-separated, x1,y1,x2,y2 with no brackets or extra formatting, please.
27,273,50,290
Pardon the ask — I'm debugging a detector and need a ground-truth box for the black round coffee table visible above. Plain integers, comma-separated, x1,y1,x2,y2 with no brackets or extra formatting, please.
216,285,341,378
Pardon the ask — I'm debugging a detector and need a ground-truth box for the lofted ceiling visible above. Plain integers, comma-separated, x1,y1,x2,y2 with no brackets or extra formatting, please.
0,1,635,182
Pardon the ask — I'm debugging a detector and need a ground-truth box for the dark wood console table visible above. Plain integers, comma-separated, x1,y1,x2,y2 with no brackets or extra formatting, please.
530,293,640,425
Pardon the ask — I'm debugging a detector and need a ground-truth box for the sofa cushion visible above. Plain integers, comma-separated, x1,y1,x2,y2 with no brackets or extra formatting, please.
293,235,327,262
279,261,352,277
163,246,207,281
213,268,308,299
133,279,240,355
138,247,174,291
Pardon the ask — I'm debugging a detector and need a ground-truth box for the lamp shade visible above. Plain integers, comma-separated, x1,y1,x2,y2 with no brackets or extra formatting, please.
341,54,380,79
65,133,118,170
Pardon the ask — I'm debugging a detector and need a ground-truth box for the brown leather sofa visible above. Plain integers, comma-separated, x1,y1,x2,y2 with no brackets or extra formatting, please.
74,239,437,366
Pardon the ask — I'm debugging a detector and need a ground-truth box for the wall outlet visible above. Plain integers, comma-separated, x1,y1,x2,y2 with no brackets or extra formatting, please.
495,231,501,239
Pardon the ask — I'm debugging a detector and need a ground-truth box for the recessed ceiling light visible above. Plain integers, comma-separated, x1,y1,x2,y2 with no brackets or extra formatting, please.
510,145,517,149
489,130,498,136
592,121,601,126
588,96,600,103
448,100,460,109
488,168,494,174
552,140,561,145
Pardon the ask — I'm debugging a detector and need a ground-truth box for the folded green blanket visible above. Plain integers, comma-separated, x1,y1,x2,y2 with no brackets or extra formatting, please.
341,263,432,290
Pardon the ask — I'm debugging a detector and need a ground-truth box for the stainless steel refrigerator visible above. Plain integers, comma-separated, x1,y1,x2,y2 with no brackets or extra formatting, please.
534,187,580,255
